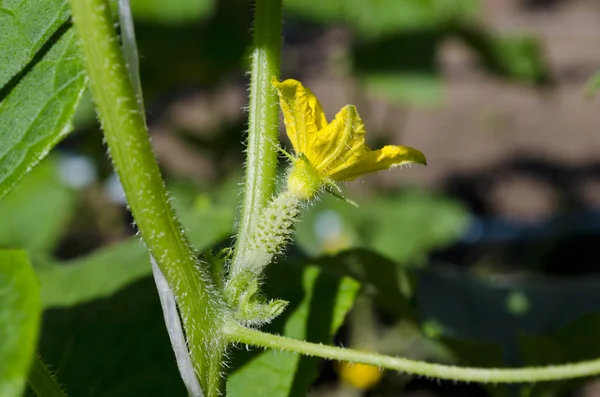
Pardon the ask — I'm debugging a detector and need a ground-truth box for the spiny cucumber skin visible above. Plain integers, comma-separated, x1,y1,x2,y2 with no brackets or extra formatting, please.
245,191,300,275
224,191,300,325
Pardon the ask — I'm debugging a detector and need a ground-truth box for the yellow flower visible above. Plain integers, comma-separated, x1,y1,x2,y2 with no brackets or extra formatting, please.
272,78,427,200
337,362,383,390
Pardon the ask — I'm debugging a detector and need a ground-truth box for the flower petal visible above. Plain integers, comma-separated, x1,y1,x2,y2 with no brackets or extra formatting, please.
272,78,327,154
328,145,427,181
305,86,328,130
311,105,367,175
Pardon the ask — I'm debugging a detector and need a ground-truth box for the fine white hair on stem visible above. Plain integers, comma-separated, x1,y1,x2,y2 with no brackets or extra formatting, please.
118,1,203,395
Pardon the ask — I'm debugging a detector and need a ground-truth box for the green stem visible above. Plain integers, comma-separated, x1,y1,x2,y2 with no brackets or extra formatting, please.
231,0,282,276
28,355,67,397
225,324,600,383
67,1,225,395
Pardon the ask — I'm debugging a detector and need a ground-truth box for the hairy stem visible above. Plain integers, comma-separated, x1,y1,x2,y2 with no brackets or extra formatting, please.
28,356,67,397
225,324,600,383
231,0,282,275
67,0,225,394
117,1,202,395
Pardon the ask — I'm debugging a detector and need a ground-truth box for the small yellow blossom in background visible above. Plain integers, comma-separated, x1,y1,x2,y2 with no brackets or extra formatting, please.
337,362,383,390
272,78,427,200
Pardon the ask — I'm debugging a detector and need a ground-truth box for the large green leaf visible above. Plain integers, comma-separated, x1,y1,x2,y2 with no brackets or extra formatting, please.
38,238,151,308
38,190,233,308
227,263,360,397
0,157,75,258
33,277,186,397
0,0,70,88
0,27,86,200
362,192,468,263
0,250,42,397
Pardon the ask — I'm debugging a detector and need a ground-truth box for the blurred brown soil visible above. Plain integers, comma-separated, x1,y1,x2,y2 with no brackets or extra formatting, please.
153,0,600,222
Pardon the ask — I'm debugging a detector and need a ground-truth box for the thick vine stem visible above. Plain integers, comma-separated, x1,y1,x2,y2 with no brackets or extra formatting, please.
231,0,283,276
225,323,600,383
67,0,225,395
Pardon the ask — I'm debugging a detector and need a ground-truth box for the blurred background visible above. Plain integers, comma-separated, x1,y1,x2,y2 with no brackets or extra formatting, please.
9,0,600,396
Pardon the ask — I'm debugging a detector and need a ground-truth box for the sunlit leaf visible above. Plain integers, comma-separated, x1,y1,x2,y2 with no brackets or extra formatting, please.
0,250,41,397
0,28,86,200
364,191,469,263
0,0,69,88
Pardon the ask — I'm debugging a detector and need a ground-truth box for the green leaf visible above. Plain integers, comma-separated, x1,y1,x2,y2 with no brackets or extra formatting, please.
363,191,469,263
296,190,468,264
0,157,75,258
33,277,186,397
227,264,360,397
38,238,151,308
0,27,86,200
312,249,416,321
362,73,443,107
0,0,70,88
38,191,233,308
0,250,42,397
128,0,214,24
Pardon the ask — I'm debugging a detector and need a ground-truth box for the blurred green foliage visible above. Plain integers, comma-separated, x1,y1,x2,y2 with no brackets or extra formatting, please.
0,251,41,397
296,190,468,263
129,0,214,24
283,0,480,37
584,70,600,98
0,159,75,261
